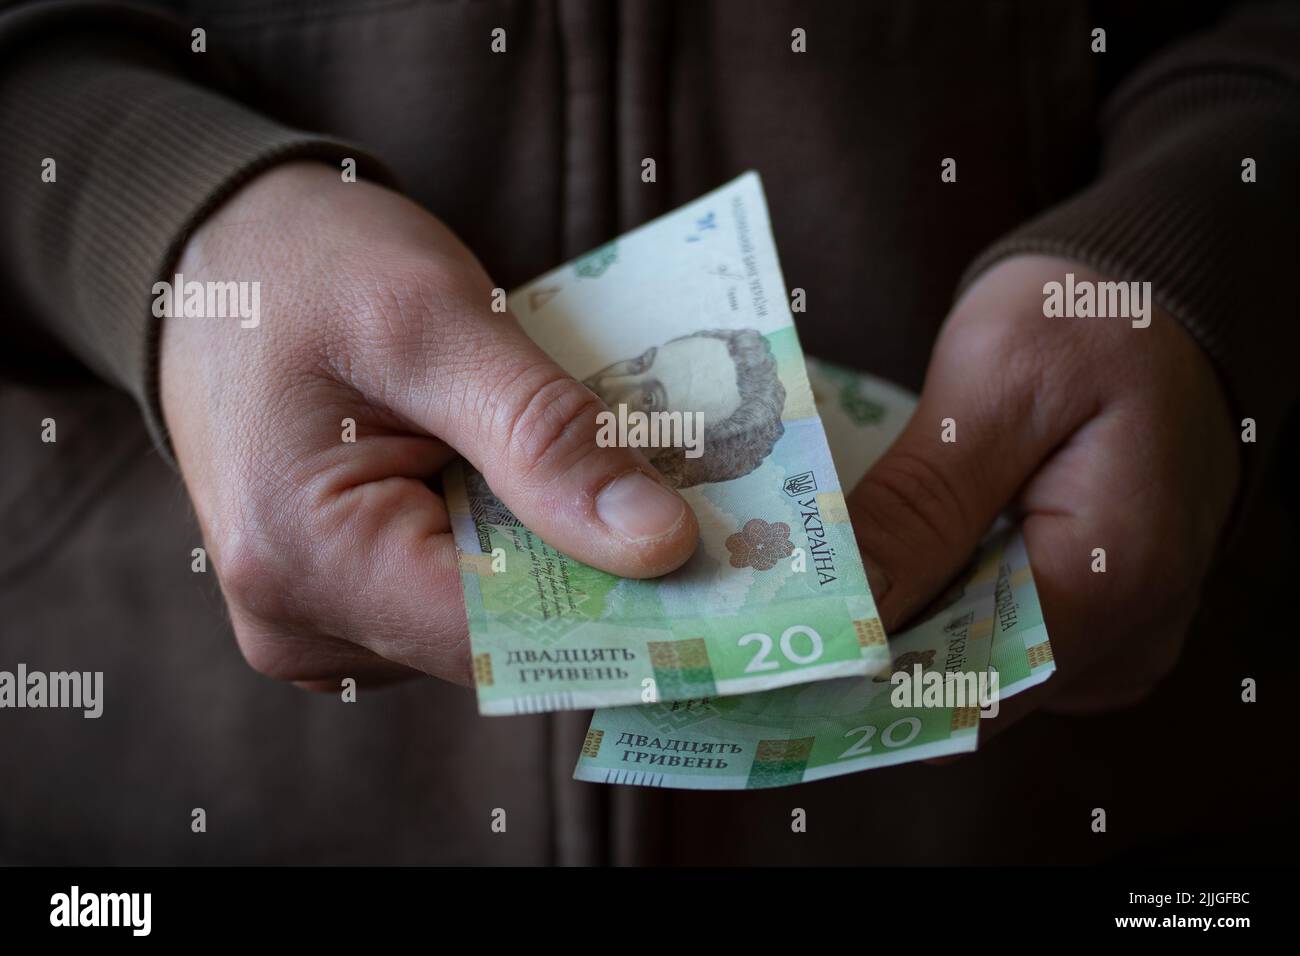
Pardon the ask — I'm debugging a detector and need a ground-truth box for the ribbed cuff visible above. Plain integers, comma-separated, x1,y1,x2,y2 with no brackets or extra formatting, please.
958,70,1299,534
0,4,400,460
960,73,1298,421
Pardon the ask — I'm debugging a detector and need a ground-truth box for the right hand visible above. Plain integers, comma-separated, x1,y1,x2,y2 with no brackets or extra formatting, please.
160,163,699,689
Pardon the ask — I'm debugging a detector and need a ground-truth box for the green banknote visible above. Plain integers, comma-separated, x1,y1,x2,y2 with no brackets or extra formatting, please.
574,533,1003,789
574,360,1056,788
446,174,888,715
990,531,1056,698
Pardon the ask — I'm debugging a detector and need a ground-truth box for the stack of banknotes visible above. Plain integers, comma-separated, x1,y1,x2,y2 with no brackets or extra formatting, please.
445,173,1055,789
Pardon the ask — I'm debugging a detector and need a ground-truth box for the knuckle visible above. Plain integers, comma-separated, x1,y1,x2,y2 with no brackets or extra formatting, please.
231,619,344,684
999,333,1081,430
365,272,448,349
346,261,488,387
215,528,295,622
945,314,1077,428
495,371,606,484
233,629,298,681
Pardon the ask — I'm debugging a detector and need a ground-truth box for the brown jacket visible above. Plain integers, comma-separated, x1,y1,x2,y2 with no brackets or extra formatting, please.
1,0,1297,864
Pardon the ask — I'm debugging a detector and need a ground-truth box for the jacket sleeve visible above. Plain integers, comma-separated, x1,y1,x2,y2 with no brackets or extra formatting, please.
960,2,1299,500
0,0,398,454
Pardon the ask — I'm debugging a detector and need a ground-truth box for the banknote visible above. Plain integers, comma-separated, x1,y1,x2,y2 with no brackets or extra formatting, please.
574,531,1003,789
989,532,1056,698
806,358,1055,701
445,174,888,715
573,361,1056,788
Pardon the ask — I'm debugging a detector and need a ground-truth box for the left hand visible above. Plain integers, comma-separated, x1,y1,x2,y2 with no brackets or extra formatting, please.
849,254,1240,727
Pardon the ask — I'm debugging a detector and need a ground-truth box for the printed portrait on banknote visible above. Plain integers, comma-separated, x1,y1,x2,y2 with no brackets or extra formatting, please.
583,328,786,488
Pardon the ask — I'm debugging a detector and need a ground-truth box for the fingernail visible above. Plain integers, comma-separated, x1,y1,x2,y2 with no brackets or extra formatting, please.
596,472,687,542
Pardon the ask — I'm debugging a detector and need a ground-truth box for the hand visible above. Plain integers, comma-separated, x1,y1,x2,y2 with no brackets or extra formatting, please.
160,163,698,689
849,255,1239,725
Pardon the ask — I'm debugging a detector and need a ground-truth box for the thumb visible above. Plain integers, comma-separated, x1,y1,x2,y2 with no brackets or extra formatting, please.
848,346,1069,630
406,309,700,579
